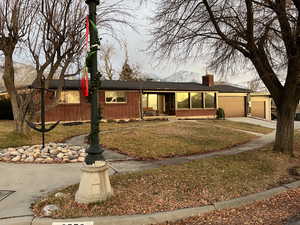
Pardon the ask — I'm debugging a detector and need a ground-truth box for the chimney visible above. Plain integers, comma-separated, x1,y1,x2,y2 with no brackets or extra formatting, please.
202,74,214,86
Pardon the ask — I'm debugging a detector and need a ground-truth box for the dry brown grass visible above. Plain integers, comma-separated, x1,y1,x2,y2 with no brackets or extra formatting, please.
0,120,167,149
199,120,274,134
32,133,300,218
156,188,300,225
101,121,256,159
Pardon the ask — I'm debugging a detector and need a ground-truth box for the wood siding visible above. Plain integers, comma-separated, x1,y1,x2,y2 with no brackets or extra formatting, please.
100,91,140,120
40,90,140,122
39,91,90,122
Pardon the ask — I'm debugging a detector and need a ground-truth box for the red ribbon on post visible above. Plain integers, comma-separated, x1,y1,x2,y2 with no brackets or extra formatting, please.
85,16,89,49
81,16,90,97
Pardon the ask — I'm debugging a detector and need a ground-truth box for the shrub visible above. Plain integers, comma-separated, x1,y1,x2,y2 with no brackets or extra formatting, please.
216,108,225,120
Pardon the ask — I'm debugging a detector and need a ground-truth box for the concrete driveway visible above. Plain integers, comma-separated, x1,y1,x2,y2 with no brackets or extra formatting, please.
228,117,300,129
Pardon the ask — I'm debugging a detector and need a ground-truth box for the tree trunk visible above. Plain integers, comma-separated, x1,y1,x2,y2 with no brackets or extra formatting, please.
2,53,28,134
273,100,297,156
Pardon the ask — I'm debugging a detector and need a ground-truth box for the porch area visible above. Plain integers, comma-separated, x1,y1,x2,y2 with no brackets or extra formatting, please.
142,92,176,117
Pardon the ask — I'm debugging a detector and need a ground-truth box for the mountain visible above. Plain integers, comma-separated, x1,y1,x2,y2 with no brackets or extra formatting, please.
0,60,37,91
162,70,202,83
139,72,161,81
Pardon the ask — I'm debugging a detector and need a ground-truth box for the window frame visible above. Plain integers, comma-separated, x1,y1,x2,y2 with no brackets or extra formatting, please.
204,92,216,109
58,90,80,105
190,92,204,109
176,92,190,109
105,91,127,104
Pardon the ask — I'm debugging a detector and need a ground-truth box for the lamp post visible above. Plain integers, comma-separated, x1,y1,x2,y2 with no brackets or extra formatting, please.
75,0,113,204
85,0,104,165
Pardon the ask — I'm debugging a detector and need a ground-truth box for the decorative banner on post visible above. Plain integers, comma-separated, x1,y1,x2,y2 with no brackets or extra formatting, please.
81,68,89,97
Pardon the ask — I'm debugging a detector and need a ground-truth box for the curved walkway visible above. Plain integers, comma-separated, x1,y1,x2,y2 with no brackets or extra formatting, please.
0,118,299,223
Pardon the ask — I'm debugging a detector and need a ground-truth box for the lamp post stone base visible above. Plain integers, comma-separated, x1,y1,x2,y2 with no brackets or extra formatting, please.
75,161,113,204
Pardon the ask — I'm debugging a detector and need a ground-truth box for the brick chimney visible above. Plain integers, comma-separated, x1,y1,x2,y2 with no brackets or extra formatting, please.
202,74,214,86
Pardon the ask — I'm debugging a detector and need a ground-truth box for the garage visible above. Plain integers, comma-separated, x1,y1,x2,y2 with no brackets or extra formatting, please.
252,101,265,119
218,96,246,117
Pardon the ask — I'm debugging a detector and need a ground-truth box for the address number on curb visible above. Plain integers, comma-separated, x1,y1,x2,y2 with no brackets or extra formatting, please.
52,222,94,225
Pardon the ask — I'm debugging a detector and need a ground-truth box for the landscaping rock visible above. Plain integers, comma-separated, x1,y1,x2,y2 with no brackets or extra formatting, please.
54,192,66,198
42,204,59,217
11,155,21,162
56,153,64,159
0,143,86,164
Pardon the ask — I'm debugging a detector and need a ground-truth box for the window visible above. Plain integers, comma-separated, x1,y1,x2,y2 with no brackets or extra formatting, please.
142,94,158,110
191,92,203,108
205,92,216,108
148,94,158,110
105,91,127,103
176,93,190,109
59,91,80,104
142,94,148,108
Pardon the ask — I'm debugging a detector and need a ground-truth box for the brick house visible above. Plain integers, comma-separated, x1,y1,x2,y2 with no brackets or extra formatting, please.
26,75,272,122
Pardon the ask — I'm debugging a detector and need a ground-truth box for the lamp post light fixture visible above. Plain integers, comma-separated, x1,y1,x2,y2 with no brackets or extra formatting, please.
75,0,113,204
85,0,104,165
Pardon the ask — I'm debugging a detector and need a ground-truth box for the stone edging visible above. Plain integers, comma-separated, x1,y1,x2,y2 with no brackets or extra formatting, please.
2,180,300,225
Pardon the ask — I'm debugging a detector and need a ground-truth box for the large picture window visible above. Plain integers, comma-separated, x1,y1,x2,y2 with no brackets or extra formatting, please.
105,91,127,103
205,92,216,108
59,91,80,104
176,92,190,109
191,92,203,108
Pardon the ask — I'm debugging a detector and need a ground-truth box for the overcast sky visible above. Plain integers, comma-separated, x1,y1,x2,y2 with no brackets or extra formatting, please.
10,0,258,86
104,0,259,85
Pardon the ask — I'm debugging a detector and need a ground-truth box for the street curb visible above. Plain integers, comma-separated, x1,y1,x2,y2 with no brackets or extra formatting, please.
31,205,215,225
1,180,300,225
1,216,33,225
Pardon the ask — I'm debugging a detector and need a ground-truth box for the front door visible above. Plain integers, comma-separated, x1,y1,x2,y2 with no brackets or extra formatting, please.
165,93,175,115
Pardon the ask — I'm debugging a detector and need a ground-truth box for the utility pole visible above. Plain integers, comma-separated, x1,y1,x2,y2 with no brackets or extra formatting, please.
85,0,104,165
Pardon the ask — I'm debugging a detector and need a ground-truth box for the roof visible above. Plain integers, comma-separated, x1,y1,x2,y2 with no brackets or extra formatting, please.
30,79,251,93
212,85,250,93
250,91,271,96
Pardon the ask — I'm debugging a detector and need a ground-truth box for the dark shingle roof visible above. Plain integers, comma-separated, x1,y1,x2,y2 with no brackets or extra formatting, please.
211,85,250,93
30,80,250,93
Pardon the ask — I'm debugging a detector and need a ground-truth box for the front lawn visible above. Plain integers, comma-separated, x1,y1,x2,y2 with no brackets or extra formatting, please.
0,120,167,149
199,120,274,134
101,121,257,159
32,133,300,218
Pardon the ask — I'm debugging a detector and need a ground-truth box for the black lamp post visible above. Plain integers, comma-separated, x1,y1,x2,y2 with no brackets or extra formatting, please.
85,0,104,165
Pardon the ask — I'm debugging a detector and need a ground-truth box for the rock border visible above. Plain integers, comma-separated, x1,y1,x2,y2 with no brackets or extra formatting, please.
0,143,86,164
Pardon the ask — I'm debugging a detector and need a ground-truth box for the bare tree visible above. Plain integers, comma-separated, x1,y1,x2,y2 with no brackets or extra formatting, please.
0,0,38,133
150,0,300,155
100,45,115,80
247,77,264,92
119,43,143,81
28,0,85,83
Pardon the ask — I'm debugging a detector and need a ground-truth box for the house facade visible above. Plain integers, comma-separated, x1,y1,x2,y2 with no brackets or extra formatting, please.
26,75,271,122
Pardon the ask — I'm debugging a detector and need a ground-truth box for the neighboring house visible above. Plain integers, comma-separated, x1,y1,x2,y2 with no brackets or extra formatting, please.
250,92,272,120
21,74,270,122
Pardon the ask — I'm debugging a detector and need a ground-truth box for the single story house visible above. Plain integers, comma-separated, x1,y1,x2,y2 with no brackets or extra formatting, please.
26,75,271,122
